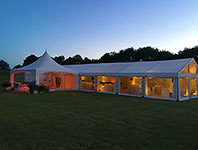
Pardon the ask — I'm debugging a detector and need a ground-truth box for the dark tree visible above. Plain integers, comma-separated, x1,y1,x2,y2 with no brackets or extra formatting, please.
178,46,198,62
0,60,10,70
53,55,65,65
13,64,22,69
83,57,92,64
11,45,198,68
23,55,39,66
64,54,83,64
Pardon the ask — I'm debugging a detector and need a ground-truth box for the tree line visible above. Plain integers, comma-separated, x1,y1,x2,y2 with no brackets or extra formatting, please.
0,60,10,70
8,45,198,69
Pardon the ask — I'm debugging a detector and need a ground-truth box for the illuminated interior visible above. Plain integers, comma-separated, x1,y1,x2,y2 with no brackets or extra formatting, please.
181,65,188,74
181,60,197,74
119,77,142,95
80,76,95,91
97,76,116,93
39,72,76,91
146,78,175,98
179,78,189,98
189,60,197,74
10,71,29,87
190,78,197,96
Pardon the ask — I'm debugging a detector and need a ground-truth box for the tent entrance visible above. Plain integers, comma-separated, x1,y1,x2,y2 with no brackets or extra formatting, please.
39,72,76,91
10,71,31,92
10,71,30,87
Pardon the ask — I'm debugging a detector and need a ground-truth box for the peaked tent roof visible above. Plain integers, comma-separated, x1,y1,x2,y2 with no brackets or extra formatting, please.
64,58,194,77
13,51,78,74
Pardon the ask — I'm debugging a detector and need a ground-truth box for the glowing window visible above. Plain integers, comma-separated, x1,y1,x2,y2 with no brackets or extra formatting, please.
180,78,189,98
190,78,197,96
146,78,175,99
80,76,95,91
119,77,142,95
97,76,116,93
189,60,197,74
40,72,76,91
181,65,188,74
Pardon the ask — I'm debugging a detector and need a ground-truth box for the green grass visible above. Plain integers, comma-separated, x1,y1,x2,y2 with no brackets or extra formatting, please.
0,91,198,150
0,69,10,91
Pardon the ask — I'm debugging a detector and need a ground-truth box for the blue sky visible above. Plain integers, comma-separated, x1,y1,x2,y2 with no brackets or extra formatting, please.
0,0,197,67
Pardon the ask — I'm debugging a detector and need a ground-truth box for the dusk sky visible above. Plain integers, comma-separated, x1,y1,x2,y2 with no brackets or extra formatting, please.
0,0,197,67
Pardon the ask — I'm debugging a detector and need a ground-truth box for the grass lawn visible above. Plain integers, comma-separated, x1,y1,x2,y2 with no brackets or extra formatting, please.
0,91,198,150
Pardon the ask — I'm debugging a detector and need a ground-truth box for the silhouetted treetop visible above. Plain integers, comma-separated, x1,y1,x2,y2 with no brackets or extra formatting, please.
13,45,198,68
0,60,10,70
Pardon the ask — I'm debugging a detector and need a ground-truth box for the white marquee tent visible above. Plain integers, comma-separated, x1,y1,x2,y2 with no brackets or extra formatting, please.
11,52,79,90
10,51,198,101
64,58,198,101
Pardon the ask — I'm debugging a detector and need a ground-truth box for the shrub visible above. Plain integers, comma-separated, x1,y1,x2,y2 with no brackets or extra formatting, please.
28,84,36,94
28,84,49,94
38,85,49,93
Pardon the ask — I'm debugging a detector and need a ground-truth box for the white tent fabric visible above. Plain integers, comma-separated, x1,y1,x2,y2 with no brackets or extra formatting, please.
64,58,193,77
12,51,78,84
13,51,78,74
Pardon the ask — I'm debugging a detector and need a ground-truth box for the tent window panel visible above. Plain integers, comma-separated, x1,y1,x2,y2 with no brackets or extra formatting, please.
190,78,197,96
181,65,189,74
55,76,62,88
189,60,197,74
24,72,35,83
146,78,175,99
63,74,76,90
181,60,198,74
40,72,76,91
119,77,142,95
14,73,25,82
39,73,50,87
180,78,189,98
97,76,116,93
80,76,95,91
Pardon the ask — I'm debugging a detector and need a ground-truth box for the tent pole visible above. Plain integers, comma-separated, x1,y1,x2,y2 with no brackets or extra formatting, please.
188,77,191,99
35,70,40,85
115,77,119,94
176,77,180,101
76,74,80,91
95,75,98,92
142,77,145,97
197,78,198,96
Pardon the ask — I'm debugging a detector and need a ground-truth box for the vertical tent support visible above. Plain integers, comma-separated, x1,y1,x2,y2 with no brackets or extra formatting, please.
188,64,190,100
115,77,119,94
36,70,45,85
95,75,98,92
35,70,40,85
142,77,146,97
188,77,191,99
176,77,180,101
76,74,80,90
197,78,198,96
